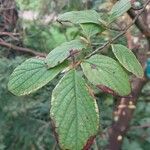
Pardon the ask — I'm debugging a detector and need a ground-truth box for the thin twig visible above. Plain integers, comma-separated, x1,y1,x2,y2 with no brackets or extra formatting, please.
0,38,46,57
0,32,20,40
0,32,19,36
85,0,150,59
108,0,150,149
107,26,125,31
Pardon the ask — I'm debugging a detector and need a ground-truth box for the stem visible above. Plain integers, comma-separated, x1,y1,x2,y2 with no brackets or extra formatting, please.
0,38,46,57
85,0,150,59
108,0,150,149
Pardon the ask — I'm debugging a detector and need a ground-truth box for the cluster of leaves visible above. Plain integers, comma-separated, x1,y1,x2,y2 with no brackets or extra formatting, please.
0,55,60,150
8,0,145,149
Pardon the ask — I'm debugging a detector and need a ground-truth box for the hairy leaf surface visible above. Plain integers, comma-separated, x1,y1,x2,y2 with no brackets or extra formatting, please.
111,44,144,78
57,10,101,25
81,55,131,96
80,23,104,37
50,69,99,150
46,39,86,68
109,0,131,22
8,58,67,96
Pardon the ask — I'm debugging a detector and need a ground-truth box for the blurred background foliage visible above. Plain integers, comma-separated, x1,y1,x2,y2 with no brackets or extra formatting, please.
0,0,150,149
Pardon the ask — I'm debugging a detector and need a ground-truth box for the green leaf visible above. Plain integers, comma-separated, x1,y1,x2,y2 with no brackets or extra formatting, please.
8,58,67,96
111,44,144,78
45,39,86,68
81,54,131,96
57,10,101,25
108,0,131,23
50,69,99,150
80,23,104,37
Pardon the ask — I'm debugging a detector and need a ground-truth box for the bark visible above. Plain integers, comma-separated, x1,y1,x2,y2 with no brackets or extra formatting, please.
108,1,150,149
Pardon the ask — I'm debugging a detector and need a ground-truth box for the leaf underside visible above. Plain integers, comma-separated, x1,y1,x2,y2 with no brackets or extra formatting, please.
81,54,131,96
8,58,67,96
111,44,144,78
50,69,99,150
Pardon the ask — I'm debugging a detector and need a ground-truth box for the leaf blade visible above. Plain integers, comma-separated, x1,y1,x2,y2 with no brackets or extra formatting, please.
45,39,86,68
108,0,131,23
50,69,99,150
8,58,67,96
80,23,104,37
57,10,101,25
81,54,131,96
111,44,144,78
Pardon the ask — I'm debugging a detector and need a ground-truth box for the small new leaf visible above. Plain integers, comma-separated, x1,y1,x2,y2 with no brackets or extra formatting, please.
111,44,144,78
45,39,86,68
57,10,101,25
81,54,131,96
50,69,99,150
8,58,67,96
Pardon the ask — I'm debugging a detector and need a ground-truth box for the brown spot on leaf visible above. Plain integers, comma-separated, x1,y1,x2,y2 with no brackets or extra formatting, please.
83,135,96,150
57,61,60,65
90,64,97,69
69,49,79,56
50,118,59,144
96,84,118,96
96,85,132,98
